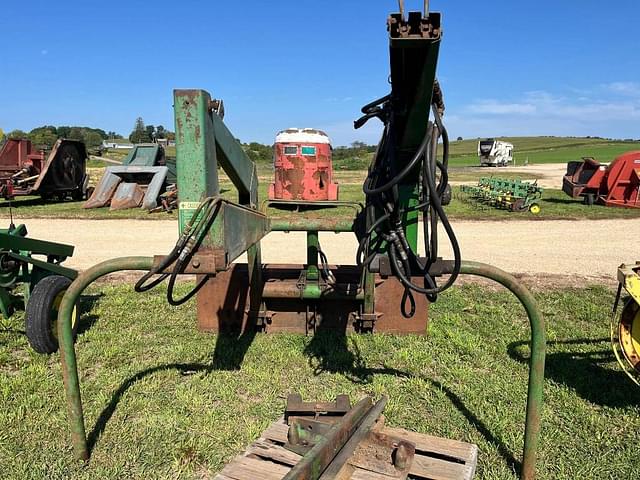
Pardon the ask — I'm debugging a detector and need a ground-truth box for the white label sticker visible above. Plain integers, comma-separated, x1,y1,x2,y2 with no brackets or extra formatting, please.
179,202,201,210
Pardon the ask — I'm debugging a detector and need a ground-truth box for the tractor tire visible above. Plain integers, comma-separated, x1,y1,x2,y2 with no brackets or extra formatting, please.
25,275,79,354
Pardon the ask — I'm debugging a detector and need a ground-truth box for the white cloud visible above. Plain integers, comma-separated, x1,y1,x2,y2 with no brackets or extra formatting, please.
447,84,640,139
467,100,535,115
605,81,640,97
313,82,640,145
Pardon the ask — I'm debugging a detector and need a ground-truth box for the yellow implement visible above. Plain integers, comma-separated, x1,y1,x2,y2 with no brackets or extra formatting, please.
613,263,640,385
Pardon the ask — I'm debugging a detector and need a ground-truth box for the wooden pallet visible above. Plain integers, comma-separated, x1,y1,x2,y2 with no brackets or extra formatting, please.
214,417,478,480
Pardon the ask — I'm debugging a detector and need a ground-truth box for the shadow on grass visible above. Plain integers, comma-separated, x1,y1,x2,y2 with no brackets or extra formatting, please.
77,294,105,336
508,338,640,408
541,198,584,205
304,330,521,474
0,198,46,208
87,328,521,475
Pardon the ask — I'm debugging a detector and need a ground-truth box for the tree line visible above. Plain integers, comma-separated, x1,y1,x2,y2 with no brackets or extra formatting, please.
128,117,174,144
2,125,111,149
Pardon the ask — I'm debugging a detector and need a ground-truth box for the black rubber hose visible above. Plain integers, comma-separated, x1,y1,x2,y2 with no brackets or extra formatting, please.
363,131,432,195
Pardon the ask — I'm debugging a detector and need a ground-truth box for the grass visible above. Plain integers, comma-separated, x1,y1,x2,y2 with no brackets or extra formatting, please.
3,134,640,222
0,282,638,478
3,182,640,222
448,139,640,167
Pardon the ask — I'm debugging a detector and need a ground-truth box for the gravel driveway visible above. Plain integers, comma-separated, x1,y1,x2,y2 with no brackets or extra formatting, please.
8,217,636,282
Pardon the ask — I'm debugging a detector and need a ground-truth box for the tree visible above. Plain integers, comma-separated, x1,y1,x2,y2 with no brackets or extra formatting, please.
145,125,156,142
29,126,58,147
83,131,104,149
0,128,4,143
68,127,84,141
156,125,166,139
456,136,463,141
129,117,151,144
7,130,28,139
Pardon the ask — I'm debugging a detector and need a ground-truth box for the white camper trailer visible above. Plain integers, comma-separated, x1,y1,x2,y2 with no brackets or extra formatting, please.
478,139,514,167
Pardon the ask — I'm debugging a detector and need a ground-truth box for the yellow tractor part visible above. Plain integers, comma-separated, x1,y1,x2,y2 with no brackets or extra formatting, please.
529,203,541,214
613,263,640,385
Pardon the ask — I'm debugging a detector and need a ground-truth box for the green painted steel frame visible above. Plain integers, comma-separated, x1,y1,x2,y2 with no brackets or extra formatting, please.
386,12,442,252
56,258,544,479
173,88,264,295
0,225,77,319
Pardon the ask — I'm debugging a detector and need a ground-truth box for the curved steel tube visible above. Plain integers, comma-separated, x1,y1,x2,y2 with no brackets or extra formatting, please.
58,258,544,480
458,261,545,480
57,256,154,461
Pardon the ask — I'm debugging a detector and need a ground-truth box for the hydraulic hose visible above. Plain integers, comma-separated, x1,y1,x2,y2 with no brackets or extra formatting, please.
358,86,461,315
135,197,221,305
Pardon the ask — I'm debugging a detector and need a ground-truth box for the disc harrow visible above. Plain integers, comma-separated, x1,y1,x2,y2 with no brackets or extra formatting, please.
460,177,543,213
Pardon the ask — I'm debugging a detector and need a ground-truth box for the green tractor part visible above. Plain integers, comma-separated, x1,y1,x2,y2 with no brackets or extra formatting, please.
0,224,78,353
54,6,546,480
460,177,543,214
83,144,176,211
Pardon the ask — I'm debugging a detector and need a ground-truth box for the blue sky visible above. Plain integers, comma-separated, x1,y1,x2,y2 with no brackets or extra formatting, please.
1,0,638,146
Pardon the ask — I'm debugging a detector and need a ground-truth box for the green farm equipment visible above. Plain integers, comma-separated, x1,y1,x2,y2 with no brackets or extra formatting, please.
54,5,547,480
460,177,543,214
0,224,78,353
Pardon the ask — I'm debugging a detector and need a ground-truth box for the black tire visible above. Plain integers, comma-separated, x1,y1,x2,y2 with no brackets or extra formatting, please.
25,275,79,354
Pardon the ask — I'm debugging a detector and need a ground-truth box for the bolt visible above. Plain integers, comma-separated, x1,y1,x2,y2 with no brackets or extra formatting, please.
393,442,410,470
192,259,201,269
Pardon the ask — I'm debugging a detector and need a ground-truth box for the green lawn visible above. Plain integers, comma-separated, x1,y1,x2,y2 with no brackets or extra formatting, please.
3,182,640,222
0,282,638,478
448,139,640,167
4,135,640,222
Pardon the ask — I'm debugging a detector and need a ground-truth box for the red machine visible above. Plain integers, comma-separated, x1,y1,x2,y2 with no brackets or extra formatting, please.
562,151,640,208
0,138,88,200
268,128,339,202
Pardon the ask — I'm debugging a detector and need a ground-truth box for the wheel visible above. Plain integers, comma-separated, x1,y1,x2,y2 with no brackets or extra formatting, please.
25,275,79,354
583,193,595,206
529,203,541,214
618,298,640,376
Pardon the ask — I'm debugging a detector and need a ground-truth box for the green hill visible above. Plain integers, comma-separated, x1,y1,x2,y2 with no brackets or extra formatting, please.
448,136,640,166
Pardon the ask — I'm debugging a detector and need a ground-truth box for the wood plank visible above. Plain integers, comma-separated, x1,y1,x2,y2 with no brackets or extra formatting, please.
350,468,398,480
219,456,290,480
410,454,475,480
217,418,478,480
381,426,478,463
246,438,302,466
262,420,289,444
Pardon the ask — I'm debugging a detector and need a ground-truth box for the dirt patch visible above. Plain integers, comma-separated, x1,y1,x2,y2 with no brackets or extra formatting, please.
451,163,568,189
4,216,636,286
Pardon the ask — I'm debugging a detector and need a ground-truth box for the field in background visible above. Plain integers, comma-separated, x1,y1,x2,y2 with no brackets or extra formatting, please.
2,136,640,221
98,137,640,171
3,180,640,222
0,282,637,479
